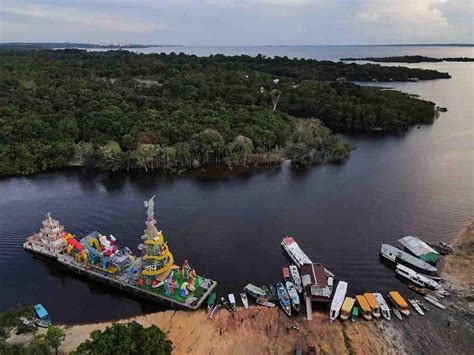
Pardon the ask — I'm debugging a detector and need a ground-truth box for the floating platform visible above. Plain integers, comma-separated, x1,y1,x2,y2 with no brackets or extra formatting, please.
57,255,217,310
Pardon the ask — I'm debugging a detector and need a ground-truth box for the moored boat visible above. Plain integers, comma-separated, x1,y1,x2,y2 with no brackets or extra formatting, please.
282,267,290,280
228,293,237,311
262,285,273,300
241,293,249,309
408,298,424,315
340,297,355,321
277,282,292,317
373,293,391,320
408,284,444,299
351,305,359,322
207,292,217,313
256,297,275,307
395,264,449,296
244,284,267,299
34,304,51,328
289,265,303,293
355,295,372,320
398,236,440,264
330,281,348,321
209,304,221,319
392,307,403,320
269,284,278,301
286,281,300,312
415,299,430,312
281,237,312,268
424,295,446,309
380,244,438,275
363,292,381,319
388,291,410,316
221,297,233,312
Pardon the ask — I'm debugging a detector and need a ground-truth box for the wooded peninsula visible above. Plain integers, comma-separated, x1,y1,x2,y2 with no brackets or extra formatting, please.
341,55,474,63
0,50,447,176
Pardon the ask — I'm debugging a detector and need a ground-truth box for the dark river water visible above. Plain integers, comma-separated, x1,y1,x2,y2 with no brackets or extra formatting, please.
0,46,473,324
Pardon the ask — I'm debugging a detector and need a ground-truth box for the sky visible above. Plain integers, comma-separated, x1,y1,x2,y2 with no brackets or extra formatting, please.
0,0,473,45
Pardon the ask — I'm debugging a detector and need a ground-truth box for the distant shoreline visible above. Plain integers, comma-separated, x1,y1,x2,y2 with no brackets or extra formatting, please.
341,55,474,63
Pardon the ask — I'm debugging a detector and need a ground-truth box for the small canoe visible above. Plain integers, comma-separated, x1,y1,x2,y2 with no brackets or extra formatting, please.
221,297,233,312
408,298,424,315
286,281,300,312
209,304,221,319
241,293,249,309
228,293,237,311
392,307,403,321
256,297,275,307
262,285,272,301
416,299,430,312
207,292,217,313
269,284,278,300
424,295,446,309
277,282,292,317
351,305,359,322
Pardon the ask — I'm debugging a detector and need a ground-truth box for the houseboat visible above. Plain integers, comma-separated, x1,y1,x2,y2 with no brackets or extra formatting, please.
380,244,438,275
363,292,381,319
388,291,410,316
398,236,440,264
355,295,372,320
395,264,449,296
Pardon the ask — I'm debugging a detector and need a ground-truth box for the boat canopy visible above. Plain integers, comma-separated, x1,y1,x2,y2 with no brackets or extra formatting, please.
363,293,380,310
355,295,371,314
398,236,439,263
389,291,409,310
341,297,355,314
35,304,48,319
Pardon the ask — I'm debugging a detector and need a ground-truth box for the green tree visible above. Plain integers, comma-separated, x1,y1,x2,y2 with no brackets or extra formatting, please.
72,322,172,355
44,326,65,355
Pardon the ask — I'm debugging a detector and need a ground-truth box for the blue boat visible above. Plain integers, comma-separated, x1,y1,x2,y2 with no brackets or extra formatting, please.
34,304,51,328
276,282,292,317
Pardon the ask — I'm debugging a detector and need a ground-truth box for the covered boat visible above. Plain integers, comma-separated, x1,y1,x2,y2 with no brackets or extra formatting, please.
34,304,51,328
395,264,449,296
281,237,312,268
355,295,372,320
363,293,381,319
340,297,355,321
398,236,440,264
388,291,410,316
373,293,391,320
330,281,348,321
380,244,438,275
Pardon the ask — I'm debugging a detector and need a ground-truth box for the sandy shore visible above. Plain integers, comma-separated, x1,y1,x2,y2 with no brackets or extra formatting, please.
55,220,473,354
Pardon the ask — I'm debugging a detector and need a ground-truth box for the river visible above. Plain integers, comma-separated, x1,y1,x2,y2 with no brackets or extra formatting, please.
0,46,473,324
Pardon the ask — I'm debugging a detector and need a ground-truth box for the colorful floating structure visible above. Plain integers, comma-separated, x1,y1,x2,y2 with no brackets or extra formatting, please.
23,196,217,310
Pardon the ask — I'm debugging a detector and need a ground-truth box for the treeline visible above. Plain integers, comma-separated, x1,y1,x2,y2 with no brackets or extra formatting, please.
0,42,164,50
0,50,440,175
341,55,474,63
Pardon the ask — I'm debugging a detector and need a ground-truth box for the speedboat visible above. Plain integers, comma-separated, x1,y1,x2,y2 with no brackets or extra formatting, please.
277,282,292,317
329,281,348,321
285,281,300,312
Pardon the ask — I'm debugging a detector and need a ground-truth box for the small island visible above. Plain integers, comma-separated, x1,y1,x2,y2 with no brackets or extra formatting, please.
341,55,474,63
0,49,448,176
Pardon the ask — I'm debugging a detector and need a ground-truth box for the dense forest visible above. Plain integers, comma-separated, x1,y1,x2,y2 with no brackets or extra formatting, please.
341,55,474,63
0,50,443,176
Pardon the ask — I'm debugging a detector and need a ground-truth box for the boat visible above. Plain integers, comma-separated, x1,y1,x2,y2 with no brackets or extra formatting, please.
329,281,348,321
363,293,381,319
207,292,217,313
328,277,334,295
34,304,51,328
408,298,425,315
269,284,278,301
407,284,444,299
424,295,446,309
387,291,410,316
415,299,430,312
289,265,303,293
355,295,372,320
395,264,449,296
300,263,332,303
281,236,312,268
398,236,440,264
351,305,359,322
285,281,300,312
373,293,391,320
256,297,276,308
228,293,237,311
221,297,233,312
282,267,290,280
340,297,355,321
262,285,273,300
209,304,221,319
392,307,403,321
244,284,267,299
241,293,249,309
277,282,292,317
380,244,438,275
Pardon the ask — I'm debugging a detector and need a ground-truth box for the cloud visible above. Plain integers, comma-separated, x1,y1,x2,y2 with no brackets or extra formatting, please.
1,1,166,34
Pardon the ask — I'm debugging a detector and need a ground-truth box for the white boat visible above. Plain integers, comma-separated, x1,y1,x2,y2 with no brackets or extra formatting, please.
328,277,334,295
392,307,403,321
329,281,348,321
256,297,275,307
240,293,249,309
209,304,221,319
424,295,446,309
380,244,438,275
408,298,424,315
285,281,300,312
228,293,237,311
395,264,449,296
289,265,303,293
373,293,391,320
244,284,267,299
281,237,312,268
